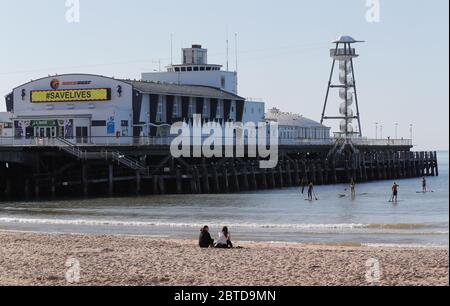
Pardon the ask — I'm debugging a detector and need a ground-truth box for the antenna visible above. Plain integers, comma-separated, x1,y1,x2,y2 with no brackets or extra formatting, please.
226,28,229,72
170,33,173,66
235,33,238,94
235,33,238,72
226,41,229,72
152,59,161,72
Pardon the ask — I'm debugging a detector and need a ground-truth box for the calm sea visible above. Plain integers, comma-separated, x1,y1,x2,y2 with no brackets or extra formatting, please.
1,152,448,248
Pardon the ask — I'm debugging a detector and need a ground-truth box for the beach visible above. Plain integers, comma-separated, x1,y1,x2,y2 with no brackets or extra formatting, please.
0,231,448,286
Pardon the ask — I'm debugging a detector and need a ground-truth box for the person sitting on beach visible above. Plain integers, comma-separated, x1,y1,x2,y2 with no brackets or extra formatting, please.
215,226,233,249
199,226,214,248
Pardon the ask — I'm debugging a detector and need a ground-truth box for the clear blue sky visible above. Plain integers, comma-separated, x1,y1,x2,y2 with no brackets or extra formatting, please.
1,0,448,150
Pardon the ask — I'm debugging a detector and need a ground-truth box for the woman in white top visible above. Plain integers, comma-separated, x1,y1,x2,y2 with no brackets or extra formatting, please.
215,226,233,248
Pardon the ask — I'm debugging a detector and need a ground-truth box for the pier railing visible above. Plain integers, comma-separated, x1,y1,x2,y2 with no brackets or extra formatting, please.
350,138,413,147
0,136,412,148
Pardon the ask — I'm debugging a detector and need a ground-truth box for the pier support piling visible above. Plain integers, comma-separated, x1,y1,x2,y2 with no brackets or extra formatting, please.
108,164,114,197
136,170,141,195
176,169,183,194
212,166,220,193
82,164,89,198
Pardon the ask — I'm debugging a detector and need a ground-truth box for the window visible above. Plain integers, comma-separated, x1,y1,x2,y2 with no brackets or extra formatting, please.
194,66,199,71
203,99,210,118
221,76,226,88
173,97,181,118
216,100,223,119
156,96,165,122
188,99,194,117
92,120,107,127
121,120,129,127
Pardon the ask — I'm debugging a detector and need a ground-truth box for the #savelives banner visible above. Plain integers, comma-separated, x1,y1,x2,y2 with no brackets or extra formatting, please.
30,88,111,103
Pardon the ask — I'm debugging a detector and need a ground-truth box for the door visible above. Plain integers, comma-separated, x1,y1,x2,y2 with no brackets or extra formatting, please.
45,127,51,139
76,127,89,144
34,126,57,138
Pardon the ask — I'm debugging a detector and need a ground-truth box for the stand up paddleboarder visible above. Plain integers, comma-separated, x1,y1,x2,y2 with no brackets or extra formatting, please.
391,182,400,203
350,178,356,197
308,182,317,201
422,177,428,193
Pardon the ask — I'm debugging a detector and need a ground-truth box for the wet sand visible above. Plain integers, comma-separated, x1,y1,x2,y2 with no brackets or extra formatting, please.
0,231,448,286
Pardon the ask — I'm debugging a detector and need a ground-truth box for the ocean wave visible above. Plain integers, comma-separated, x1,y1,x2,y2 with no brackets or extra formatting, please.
365,224,430,230
0,217,364,229
362,243,449,250
0,217,448,235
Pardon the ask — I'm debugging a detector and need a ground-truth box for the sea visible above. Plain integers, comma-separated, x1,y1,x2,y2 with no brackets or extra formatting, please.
0,152,448,248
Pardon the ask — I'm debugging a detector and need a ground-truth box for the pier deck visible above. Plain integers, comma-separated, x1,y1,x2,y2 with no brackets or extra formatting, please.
0,137,437,201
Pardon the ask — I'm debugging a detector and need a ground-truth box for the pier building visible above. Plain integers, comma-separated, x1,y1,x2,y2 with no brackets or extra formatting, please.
0,39,438,201
142,45,238,94
3,74,246,145
266,108,331,143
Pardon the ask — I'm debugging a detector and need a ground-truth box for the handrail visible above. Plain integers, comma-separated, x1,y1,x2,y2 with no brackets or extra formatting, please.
0,136,413,148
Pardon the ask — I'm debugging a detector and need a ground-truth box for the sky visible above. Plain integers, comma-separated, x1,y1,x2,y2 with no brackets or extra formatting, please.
0,0,448,150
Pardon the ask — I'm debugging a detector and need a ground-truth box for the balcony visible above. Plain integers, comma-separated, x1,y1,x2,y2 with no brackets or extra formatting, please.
0,136,413,148
330,48,358,58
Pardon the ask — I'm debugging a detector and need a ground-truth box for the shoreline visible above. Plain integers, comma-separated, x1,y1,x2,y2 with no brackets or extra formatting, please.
0,231,448,286
1,228,448,250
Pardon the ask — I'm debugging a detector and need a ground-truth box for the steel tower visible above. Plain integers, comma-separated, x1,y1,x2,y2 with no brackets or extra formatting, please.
321,36,364,138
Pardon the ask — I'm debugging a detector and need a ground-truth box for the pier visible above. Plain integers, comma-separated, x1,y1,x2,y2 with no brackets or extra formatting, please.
0,137,438,200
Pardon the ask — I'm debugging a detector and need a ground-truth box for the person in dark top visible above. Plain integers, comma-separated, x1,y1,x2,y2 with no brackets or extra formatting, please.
307,182,315,201
422,177,428,193
300,178,306,194
391,182,400,203
199,226,214,248
350,178,356,197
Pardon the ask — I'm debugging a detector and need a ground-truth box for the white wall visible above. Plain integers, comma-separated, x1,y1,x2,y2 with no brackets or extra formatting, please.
243,101,265,124
0,112,12,137
12,74,133,140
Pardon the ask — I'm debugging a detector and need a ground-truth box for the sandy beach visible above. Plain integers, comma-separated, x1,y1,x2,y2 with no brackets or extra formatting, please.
0,231,448,286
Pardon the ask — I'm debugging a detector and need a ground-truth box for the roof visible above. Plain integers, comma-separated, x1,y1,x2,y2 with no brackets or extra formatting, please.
266,109,329,128
7,74,243,101
123,80,244,100
332,35,364,44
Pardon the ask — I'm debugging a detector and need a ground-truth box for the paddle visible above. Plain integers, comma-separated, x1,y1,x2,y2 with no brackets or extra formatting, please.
313,190,319,201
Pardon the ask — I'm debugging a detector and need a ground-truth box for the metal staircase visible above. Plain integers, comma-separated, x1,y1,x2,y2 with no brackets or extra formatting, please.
110,151,148,173
327,137,360,158
56,137,86,160
55,138,148,174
